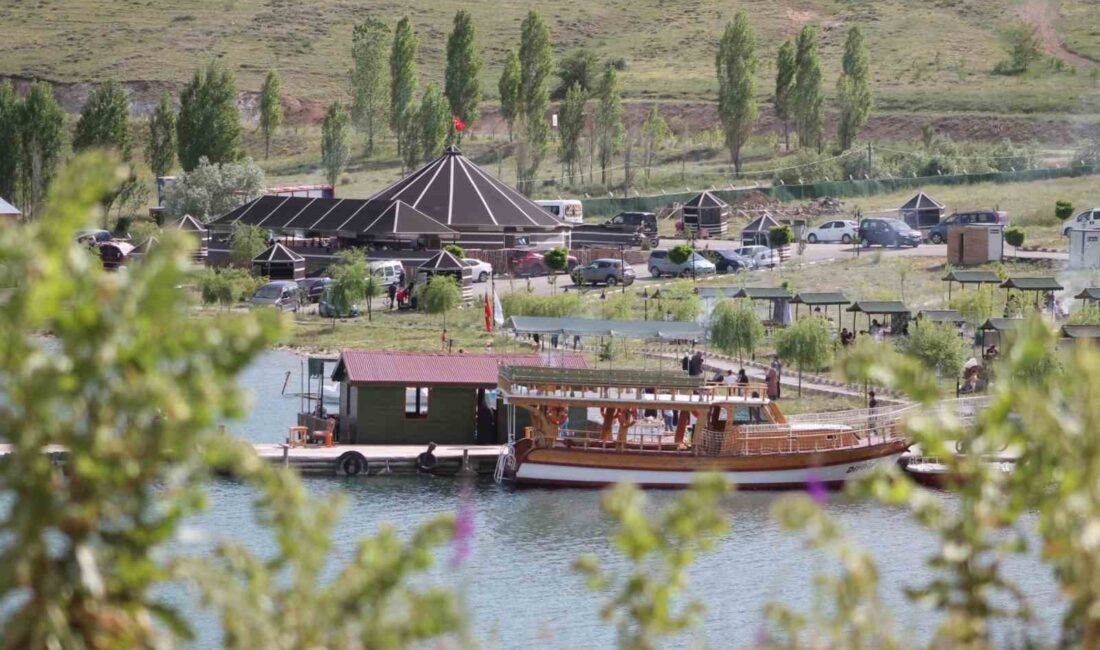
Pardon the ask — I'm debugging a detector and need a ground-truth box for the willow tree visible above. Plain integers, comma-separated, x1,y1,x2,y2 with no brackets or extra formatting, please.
715,12,757,173
836,26,872,151
774,315,831,396
709,299,764,364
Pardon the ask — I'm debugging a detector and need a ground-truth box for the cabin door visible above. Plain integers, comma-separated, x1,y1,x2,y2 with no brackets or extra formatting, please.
475,388,497,443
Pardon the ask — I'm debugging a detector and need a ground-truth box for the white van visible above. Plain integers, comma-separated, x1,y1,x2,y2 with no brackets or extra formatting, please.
368,260,405,287
1063,208,1100,236
536,199,584,224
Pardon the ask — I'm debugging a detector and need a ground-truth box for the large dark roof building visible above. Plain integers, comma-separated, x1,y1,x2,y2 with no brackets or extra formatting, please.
212,145,567,249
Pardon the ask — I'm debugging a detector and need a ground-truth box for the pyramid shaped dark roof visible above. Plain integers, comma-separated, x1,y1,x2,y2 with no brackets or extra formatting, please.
358,200,458,238
742,213,782,233
418,249,465,271
254,242,305,263
684,190,728,209
900,191,944,210
172,214,208,232
367,145,564,230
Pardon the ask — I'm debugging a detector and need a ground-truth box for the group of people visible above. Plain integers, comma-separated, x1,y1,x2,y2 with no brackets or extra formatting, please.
683,351,784,401
385,270,411,310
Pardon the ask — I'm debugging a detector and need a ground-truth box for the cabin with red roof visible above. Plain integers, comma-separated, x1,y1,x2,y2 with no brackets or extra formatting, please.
330,350,587,445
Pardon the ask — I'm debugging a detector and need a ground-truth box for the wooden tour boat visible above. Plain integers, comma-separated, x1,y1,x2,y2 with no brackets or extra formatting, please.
495,366,911,489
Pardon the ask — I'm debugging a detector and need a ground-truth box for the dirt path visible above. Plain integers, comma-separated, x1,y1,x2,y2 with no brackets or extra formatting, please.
1018,0,1096,66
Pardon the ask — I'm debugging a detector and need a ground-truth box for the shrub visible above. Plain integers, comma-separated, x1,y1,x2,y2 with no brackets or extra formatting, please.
500,292,583,318
418,274,462,316
896,321,967,379
1056,200,1075,221
668,244,693,265
229,222,268,264
660,282,701,321
543,246,569,273
768,225,794,249
772,149,843,185
598,292,637,320
1004,226,1025,249
443,244,465,258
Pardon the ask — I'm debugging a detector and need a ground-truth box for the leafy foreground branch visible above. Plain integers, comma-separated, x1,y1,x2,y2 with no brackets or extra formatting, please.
0,152,459,649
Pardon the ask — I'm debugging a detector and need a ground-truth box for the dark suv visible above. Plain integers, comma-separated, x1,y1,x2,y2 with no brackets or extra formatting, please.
609,212,660,244
858,218,922,248
927,210,1007,244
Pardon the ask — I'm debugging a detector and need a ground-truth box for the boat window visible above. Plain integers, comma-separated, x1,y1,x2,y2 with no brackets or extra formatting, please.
733,406,768,424
405,387,429,418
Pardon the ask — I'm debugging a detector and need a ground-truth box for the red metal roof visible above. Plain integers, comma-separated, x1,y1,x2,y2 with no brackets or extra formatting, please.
334,351,588,386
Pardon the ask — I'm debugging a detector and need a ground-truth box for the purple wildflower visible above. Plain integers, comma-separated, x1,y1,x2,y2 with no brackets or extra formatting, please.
805,472,828,505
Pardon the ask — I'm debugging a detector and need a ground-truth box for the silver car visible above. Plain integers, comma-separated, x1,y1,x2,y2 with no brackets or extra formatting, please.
571,258,636,286
647,250,717,278
251,280,301,312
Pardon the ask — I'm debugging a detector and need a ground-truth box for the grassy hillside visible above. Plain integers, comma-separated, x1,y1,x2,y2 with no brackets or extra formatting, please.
0,0,1096,116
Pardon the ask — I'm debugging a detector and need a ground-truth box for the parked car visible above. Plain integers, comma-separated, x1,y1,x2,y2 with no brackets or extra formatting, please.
647,249,716,278
704,249,756,273
805,220,857,244
510,250,578,277
571,258,636,286
1062,208,1100,236
318,286,361,318
927,210,1007,244
299,277,332,303
858,218,922,248
733,245,780,268
368,260,405,287
461,258,493,283
251,280,302,312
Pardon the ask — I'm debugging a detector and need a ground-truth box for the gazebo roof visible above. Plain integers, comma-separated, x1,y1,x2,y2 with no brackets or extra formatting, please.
367,145,564,230
0,197,20,216
732,287,792,300
1000,277,1063,291
418,249,465,271
684,191,729,209
791,291,850,306
254,242,304,263
1075,288,1100,301
131,236,159,256
979,318,1023,331
918,309,965,323
172,214,207,232
943,270,1001,284
742,213,782,233
846,301,910,315
1061,325,1100,339
357,200,458,239
900,191,945,211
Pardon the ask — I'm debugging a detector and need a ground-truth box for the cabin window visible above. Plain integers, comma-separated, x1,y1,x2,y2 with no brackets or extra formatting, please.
405,387,429,418
733,406,767,425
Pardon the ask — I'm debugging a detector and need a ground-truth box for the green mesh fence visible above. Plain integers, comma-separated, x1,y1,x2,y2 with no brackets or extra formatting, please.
580,165,1100,217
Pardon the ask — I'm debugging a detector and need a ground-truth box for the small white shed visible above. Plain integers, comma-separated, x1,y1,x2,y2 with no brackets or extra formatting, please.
1068,228,1100,270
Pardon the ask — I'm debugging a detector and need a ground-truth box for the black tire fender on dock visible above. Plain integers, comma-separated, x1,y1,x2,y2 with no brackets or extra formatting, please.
338,451,368,477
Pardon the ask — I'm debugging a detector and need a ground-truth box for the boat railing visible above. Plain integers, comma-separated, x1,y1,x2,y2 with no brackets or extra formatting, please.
550,429,683,452
502,381,770,404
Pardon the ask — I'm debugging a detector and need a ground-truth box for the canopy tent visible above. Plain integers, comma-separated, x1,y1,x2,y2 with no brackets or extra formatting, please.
681,191,730,236
899,191,944,229
942,269,1001,300
740,213,782,246
253,243,306,280
917,309,965,325
1001,276,1063,317
792,291,850,322
1075,288,1100,304
846,301,911,335
508,316,705,342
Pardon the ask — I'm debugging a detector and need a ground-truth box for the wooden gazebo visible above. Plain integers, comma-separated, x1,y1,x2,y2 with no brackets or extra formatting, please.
681,191,730,237
1075,288,1100,306
252,243,306,280
899,191,945,229
1000,277,1063,317
846,301,911,335
977,317,1023,351
792,291,850,324
740,213,783,247
171,214,210,260
417,249,473,303
733,286,794,327
942,269,1001,301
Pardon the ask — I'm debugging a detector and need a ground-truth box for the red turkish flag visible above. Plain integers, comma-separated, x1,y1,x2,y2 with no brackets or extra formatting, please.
484,293,493,332
453,115,467,132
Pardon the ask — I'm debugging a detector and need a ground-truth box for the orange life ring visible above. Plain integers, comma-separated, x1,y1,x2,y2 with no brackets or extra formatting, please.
545,405,568,426
616,408,638,429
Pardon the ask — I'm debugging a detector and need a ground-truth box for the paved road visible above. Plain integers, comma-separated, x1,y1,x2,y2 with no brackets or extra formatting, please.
493,242,1067,296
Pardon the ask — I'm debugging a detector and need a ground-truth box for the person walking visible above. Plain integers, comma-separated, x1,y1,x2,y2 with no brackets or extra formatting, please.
387,282,398,309
766,366,779,401
770,356,783,399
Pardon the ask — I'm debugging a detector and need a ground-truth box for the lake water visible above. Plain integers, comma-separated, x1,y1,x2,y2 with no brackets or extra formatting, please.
181,349,1062,648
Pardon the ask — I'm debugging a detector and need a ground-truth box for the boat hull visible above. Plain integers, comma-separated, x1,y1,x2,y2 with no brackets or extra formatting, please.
513,440,907,489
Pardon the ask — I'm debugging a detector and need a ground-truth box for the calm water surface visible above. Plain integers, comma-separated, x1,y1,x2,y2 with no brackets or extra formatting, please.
180,350,1062,648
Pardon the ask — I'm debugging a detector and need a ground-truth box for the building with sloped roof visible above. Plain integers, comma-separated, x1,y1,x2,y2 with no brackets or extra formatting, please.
899,191,945,229
0,197,20,226
330,351,587,444
252,243,306,280
681,191,730,236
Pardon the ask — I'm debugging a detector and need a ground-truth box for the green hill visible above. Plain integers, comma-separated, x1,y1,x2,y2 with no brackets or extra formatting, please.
1,0,1096,117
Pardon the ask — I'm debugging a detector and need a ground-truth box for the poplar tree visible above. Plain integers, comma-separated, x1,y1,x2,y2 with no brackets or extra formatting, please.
350,17,390,156
774,40,796,152
0,81,22,202
389,17,419,158
836,25,873,151
444,9,481,143
19,81,65,218
715,12,757,173
419,83,449,162
558,82,586,185
321,102,349,186
793,26,824,153
74,80,131,158
640,105,670,184
595,65,623,187
517,10,553,194
177,60,242,170
145,92,176,177
259,70,283,159
498,49,520,142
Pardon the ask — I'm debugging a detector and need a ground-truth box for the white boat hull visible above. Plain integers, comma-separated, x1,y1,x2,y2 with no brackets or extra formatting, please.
514,451,904,489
